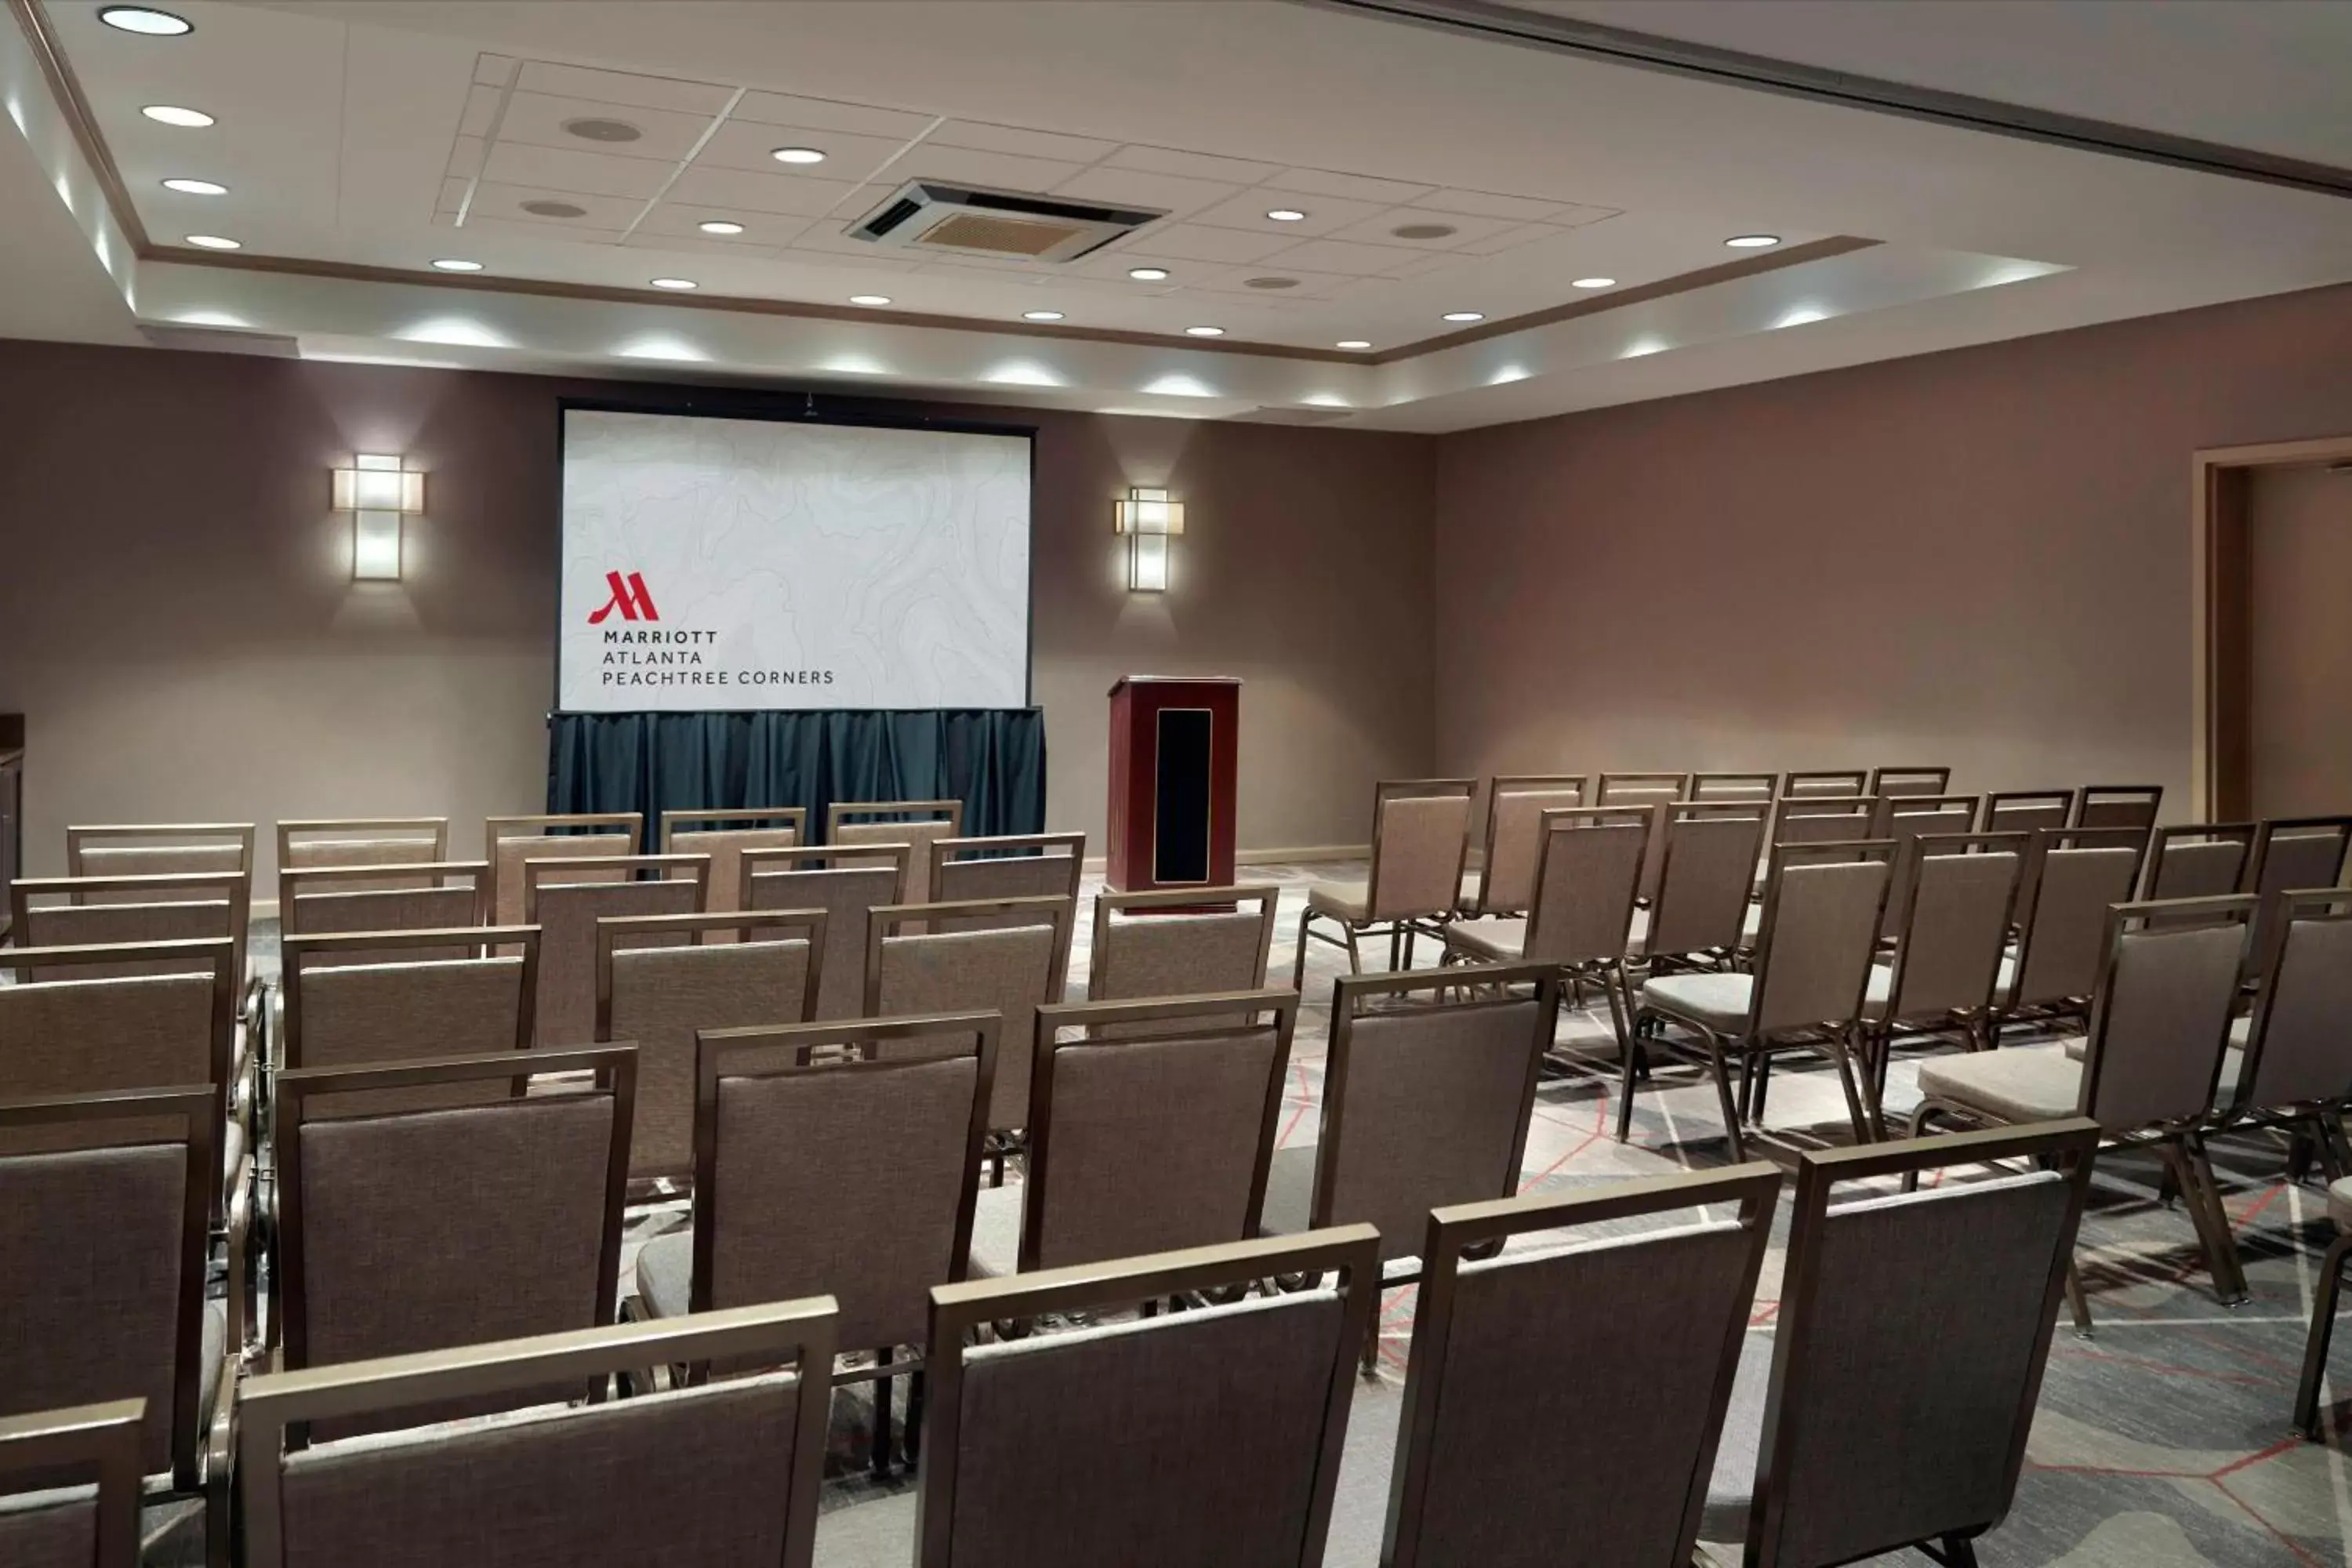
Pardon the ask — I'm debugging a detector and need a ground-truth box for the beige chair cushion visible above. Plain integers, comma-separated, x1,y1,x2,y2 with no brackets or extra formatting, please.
1445,917,1525,962
1308,882,1370,922
1256,1142,1315,1237
966,1183,1022,1279
1639,972,1754,1033
1915,1047,2082,1123
1454,869,1483,914
634,1229,691,1319
2329,1177,2352,1234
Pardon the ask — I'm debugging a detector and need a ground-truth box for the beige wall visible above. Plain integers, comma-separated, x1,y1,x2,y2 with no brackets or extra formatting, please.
0,341,1436,879
2246,463,2352,819
1433,282,2352,818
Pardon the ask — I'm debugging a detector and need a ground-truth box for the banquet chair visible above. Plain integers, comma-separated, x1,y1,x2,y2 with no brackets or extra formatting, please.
2142,822,2256,900
2073,785,2162,831
279,927,536,1115
277,861,488,946
1595,771,1690,810
483,812,640,926
1381,1165,1780,1568
1871,794,1982,937
745,843,909,1021
1861,833,2027,1116
931,830,1085,913
521,853,707,1046
1782,770,1867,800
2219,890,2352,1185
1984,789,2076,840
1459,774,1588,916
1691,771,1780,806
275,818,448,884
1867,765,1952,800
1087,884,1278,1005
1994,827,2148,1036
1294,779,1472,983
1636,801,1769,967
1771,794,1878,851
659,808,808,915
596,909,824,1187
916,1226,1377,1568
0,1398,144,1568
235,1300,835,1568
828,800,961,908
2246,816,2352,976
66,822,252,888
1704,1121,2096,1566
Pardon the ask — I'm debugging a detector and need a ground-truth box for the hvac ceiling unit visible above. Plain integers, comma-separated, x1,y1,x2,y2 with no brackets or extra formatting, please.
848,180,1165,263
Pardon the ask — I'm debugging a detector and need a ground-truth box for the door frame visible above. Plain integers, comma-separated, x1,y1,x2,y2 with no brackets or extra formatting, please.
2192,433,2352,819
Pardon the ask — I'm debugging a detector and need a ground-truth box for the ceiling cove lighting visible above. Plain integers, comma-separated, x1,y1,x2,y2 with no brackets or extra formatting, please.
1127,267,1169,281
1725,234,1781,249
183,234,240,249
771,147,826,165
1265,208,1307,222
648,277,698,290
848,294,891,306
430,258,483,272
99,5,191,34
1336,339,1371,350
1441,310,1485,323
1183,325,1225,337
1022,310,1065,321
141,104,212,127
1570,277,1615,289
982,361,1064,387
1774,305,1828,328
161,177,225,195
697,220,746,235
333,454,422,583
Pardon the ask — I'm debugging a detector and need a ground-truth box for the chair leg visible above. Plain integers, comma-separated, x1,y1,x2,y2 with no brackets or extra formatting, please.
872,1361,894,1478
1291,909,1316,988
2295,1231,2352,1437
2064,1258,2095,1337
2161,1139,2248,1307
1829,1027,1882,1145
1403,925,1417,969
1703,1033,1746,1162
906,1370,925,1462
1344,923,1364,976
1902,1103,1941,1192
1938,1535,1981,1568
2187,1135,2250,1302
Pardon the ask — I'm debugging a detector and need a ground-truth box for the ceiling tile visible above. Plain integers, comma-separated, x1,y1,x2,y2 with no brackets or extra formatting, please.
1103,145,1283,185
446,136,487,182
616,231,781,259
496,92,717,163
664,165,862,217
1188,267,1363,301
464,183,643,230
1124,223,1298,264
436,176,470,215
731,91,937,140
1185,189,1388,238
462,213,630,243
1264,167,1436,205
691,119,912,183
1414,188,1580,222
473,53,517,89
1374,250,1460,279
480,141,675,201
927,121,1119,164
894,143,1089,192
459,82,503,139
514,61,735,116
1454,220,1568,256
1254,236,1425,276
1547,202,1624,228
1323,205,1521,250
1051,165,1242,220
782,219,905,258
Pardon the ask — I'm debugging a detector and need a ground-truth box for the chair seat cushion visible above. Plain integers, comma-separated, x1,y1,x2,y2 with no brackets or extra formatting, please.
1308,881,1370,921
1257,1143,1316,1236
1700,1328,1773,1544
1639,972,1754,1033
1454,869,1483,914
633,1229,691,1319
1915,1047,2083,1123
967,1183,1022,1279
1445,917,1526,962
2329,1177,2352,1234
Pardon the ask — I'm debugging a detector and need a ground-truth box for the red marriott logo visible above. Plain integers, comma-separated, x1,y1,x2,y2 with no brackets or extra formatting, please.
588,571,659,623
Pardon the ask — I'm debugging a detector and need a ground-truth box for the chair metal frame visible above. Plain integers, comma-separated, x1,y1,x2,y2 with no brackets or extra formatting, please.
0,1398,146,1568
1086,884,1279,1000
274,859,490,936
657,806,810,848
1868,790,1980,841
929,831,1087,902
1641,800,1771,970
1865,765,1953,800
1993,826,2153,1036
1292,779,1475,984
2071,786,2162,830
1595,771,1692,808
1690,771,1780,804
1462,774,1589,916
863,895,1076,1045
274,818,449,873
482,812,642,922
1862,831,2030,1120
2247,815,2352,895
1779,770,1867,798
1982,789,2077,836
2140,821,2257,900
65,822,254,882
11,871,260,1068
279,926,539,1073
826,798,963,842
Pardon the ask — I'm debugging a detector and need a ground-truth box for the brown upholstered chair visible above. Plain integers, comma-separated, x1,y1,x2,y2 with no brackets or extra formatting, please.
1913,897,2256,1310
1770,793,1878,851
2142,822,2256,901
1459,774,1587,916
1704,1122,2097,1566
1690,771,1780,806
1870,794,1981,936
235,1300,835,1568
1294,779,1472,981
659,808,808,913
521,854,707,1047
1634,801,1769,965
1861,833,2027,1116
931,831,1085,910
2073,785,2161,831
2224,890,2352,1145
916,1226,1378,1568
2245,817,2352,977
1866,765,1952,800
632,1012,994,1477
274,860,488,946
275,818,448,883
1984,789,2076,840
66,822,252,888
279,927,537,1116
744,844,909,1022
1595,771,1690,810
0,1398,145,1568
482,813,640,927
1261,967,1559,1290
967,989,1300,1279
1087,884,1278,1004
1381,1164,1780,1568
1994,827,2149,1036
594,909,824,1187
1635,841,1895,1158
827,800,961,908
1780,770,1867,800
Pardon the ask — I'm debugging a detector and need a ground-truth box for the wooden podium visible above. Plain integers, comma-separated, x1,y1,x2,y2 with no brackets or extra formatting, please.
1106,677,1240,892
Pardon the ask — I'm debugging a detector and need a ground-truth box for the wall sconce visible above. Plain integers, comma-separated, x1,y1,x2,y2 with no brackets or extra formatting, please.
332,453,423,581
1114,485,1183,593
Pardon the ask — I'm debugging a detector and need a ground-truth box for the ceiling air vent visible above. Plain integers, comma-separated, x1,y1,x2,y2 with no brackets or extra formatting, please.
849,180,1165,263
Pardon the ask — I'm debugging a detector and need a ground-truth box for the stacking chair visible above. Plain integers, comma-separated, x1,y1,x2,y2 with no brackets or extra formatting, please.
1595,771,1690,810
1994,827,2149,1035
271,1049,635,1414
1635,802,1769,967
1861,833,2027,1116
1635,841,1894,1158
1867,765,1952,800
521,854,706,1047
1087,884,1278,1003
916,1226,1377,1568
236,1301,835,1568
1259,967,1558,1289
1911,897,2256,1307
2297,1183,2352,1435
659,807,808,914
66,822,252,887
483,812,640,926
931,830,1085,913
828,799,961,908
1770,793,1878,851
1690,771,1779,805
2142,822,2256,900
632,1014,993,1477
1294,779,1472,982
1459,774,1587,916
866,894,1074,1141
745,844,909,1021
1984,789,2076,839
967,989,1300,1278
279,927,536,1114
1381,1166,1780,1568
2074,785,2162,830
276,818,448,882
1781,770,1867,800
275,860,488,944
1704,1122,2097,1566
1871,794,1982,936
0,1398,144,1568
2246,816,2352,973
12,871,260,1069
2218,890,2352,1171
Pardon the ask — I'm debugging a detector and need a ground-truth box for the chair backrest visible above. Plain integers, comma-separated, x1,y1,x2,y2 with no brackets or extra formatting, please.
744,845,909,1021
1470,775,1588,914
1749,843,1895,1036
1646,803,1769,960
0,941,234,1131
931,831,1086,911
827,800,961,907
1867,765,1951,799
689,1014,993,1352
2143,822,2256,901
2074,785,2161,831
1595,771,1690,810
1087,885,1277,1004
1021,990,1299,1272
65,823,252,891
1872,795,1983,938
483,814,641,926
1520,807,1648,967
2078,897,2255,1131
273,1049,634,1406
0,1399,144,1568
11,873,247,992
1366,780,1474,920
2008,829,2148,1011
1771,795,1879,851
276,818,449,887
237,1301,835,1568
522,854,706,1047
1740,1122,2096,1568
918,1227,1376,1568
1306,967,1558,1264
1879,834,2026,1025
596,909,824,1182
277,861,488,948
2236,891,2352,1112
1382,1166,1780,1568
659,808,808,914
868,895,1075,1133
0,1089,213,1488
1983,789,2075,840
1782,771,1867,800
1690,771,1779,805
281,928,537,1113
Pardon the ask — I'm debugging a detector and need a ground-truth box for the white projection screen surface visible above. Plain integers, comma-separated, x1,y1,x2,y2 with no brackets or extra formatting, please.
558,408,1033,711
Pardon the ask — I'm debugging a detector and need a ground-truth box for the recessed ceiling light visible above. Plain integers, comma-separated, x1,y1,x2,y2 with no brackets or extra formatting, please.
1441,310,1485,323
1184,325,1225,337
1391,222,1457,241
1726,234,1781,249
431,258,483,272
1336,339,1372,350
99,5,191,35
521,199,588,220
648,277,698,290
1243,276,1298,290
140,104,212,127
1022,310,1065,321
161,177,225,195
849,294,892,306
562,117,641,143
182,234,240,249
697,220,746,236
771,147,826,165
1265,208,1307,222
1127,267,1169,281
1571,276,1616,289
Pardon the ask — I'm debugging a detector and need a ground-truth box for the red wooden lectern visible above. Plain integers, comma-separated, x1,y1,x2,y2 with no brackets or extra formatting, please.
1105,676,1240,892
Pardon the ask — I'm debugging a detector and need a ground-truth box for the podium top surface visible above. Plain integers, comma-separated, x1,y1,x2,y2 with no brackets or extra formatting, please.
1107,675,1243,697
